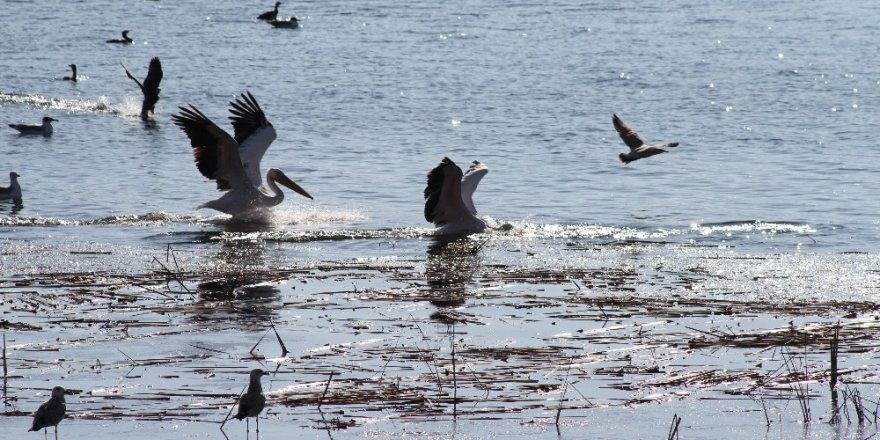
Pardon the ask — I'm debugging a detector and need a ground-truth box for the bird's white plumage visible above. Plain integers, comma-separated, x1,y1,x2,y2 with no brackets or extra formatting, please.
172,92,312,219
424,157,489,234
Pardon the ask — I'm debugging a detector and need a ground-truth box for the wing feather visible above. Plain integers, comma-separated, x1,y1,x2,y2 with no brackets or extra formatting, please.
171,105,246,191
612,113,644,150
229,92,276,186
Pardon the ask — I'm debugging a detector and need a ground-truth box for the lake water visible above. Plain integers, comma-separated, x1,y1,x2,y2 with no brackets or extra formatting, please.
2,0,880,439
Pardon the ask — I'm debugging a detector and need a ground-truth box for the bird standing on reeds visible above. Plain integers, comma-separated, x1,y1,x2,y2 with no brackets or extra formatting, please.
235,369,270,433
28,386,66,440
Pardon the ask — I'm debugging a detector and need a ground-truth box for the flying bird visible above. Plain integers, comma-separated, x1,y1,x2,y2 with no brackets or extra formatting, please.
9,117,56,136
171,91,313,219
0,172,22,205
258,1,282,20
122,57,163,120
424,157,490,234
613,113,679,164
28,386,66,440
106,30,133,44
62,64,77,82
234,369,270,433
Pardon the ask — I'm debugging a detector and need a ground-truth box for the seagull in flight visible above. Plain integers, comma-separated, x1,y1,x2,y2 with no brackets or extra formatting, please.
613,113,679,164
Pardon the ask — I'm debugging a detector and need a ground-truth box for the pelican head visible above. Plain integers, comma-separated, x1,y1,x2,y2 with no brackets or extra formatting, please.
268,168,312,200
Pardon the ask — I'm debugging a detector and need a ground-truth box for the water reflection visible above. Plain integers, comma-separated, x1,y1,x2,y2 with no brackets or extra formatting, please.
424,235,485,316
190,225,282,330
0,199,24,215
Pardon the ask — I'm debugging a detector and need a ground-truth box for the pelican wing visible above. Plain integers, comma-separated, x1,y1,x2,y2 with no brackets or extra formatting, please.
460,160,488,216
171,105,248,192
424,157,468,225
612,113,644,150
228,92,276,186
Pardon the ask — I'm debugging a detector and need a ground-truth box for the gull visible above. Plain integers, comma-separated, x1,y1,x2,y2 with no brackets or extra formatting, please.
171,91,313,219
258,1,282,20
28,386,66,440
9,117,56,136
424,157,489,234
106,30,133,44
122,57,163,120
613,113,679,164
234,369,270,433
0,172,22,205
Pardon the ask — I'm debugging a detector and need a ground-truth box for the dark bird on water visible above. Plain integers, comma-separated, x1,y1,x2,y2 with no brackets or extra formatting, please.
258,1,282,20
28,386,66,440
9,116,56,136
613,113,679,164
122,57,163,120
106,29,133,44
62,64,77,82
269,16,299,28
234,369,270,433
0,171,22,205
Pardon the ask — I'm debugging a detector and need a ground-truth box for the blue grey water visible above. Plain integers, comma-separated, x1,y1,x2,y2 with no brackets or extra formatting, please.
3,0,877,251
1,0,879,438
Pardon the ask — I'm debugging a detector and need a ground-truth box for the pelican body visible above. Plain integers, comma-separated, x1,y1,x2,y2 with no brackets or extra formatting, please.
171,91,313,219
613,113,679,164
424,157,489,234
235,369,269,432
122,57,162,120
258,1,281,20
29,386,66,440
63,64,77,82
0,172,22,205
9,117,56,136
106,30,133,44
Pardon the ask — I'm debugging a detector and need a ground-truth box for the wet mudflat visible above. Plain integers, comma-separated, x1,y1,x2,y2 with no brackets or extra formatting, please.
2,234,879,439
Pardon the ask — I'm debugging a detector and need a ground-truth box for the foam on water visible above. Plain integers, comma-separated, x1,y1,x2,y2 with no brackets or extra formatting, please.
0,92,141,117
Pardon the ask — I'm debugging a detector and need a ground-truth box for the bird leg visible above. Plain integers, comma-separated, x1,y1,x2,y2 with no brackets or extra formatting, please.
54,425,58,440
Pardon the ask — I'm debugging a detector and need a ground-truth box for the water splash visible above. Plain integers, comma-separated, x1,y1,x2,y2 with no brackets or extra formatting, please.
0,92,142,118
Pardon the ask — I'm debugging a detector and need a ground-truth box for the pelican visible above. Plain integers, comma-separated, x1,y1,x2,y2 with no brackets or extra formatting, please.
424,157,489,234
234,369,270,433
29,386,66,440
62,64,77,82
122,57,162,120
0,172,21,204
258,1,281,20
106,30,133,44
269,17,299,28
9,117,56,136
613,113,679,164
171,91,313,219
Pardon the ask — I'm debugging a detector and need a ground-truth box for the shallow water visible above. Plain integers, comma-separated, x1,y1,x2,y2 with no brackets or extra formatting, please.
2,0,880,438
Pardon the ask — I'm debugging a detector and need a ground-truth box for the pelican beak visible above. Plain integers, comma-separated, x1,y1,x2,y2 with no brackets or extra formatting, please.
275,171,313,200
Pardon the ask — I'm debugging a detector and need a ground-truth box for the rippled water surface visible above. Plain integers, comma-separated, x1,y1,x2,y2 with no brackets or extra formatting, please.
2,0,880,439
